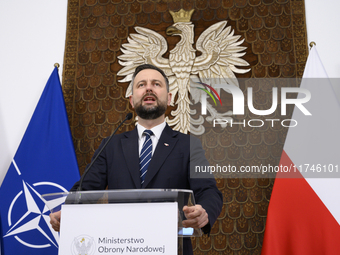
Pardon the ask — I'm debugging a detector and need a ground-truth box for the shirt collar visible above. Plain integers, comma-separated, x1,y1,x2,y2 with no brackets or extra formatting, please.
137,121,166,140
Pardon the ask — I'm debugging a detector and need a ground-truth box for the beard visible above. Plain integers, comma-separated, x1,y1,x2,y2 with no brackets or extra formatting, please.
134,93,167,120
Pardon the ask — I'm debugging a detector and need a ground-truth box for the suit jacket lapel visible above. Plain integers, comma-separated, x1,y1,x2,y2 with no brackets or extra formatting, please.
143,124,178,188
121,128,141,188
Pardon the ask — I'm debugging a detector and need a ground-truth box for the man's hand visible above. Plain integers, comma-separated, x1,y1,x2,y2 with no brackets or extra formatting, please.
49,211,61,232
182,204,208,229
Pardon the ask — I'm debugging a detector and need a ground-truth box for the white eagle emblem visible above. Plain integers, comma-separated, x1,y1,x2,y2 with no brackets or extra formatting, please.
117,9,250,134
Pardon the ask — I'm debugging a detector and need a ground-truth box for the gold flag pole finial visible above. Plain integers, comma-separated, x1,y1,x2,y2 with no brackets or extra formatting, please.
54,63,60,69
309,41,316,49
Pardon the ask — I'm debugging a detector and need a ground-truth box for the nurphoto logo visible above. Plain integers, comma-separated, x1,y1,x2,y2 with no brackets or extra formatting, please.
194,79,312,128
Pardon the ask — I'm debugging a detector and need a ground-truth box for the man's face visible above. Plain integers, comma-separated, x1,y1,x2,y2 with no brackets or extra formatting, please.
129,69,171,120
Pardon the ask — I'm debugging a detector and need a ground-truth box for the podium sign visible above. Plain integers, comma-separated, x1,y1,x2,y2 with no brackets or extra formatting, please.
58,202,177,255
42,189,201,255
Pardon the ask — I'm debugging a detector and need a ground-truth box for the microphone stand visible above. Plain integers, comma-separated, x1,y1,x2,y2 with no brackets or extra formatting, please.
75,113,133,203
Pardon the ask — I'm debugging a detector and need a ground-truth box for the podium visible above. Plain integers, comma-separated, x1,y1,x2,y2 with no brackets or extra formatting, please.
42,189,202,255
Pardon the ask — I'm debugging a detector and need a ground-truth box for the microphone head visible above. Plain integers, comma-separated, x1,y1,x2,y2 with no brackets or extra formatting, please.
126,112,133,120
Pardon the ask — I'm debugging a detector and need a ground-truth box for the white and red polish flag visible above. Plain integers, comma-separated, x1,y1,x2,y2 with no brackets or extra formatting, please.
261,46,340,254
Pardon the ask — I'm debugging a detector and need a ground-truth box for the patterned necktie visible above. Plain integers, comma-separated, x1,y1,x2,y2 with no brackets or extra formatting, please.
139,130,153,185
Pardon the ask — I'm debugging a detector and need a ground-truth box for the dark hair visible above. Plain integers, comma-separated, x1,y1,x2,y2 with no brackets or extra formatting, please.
131,64,169,93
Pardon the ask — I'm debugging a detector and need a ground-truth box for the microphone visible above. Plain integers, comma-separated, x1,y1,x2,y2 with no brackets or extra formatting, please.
76,113,133,192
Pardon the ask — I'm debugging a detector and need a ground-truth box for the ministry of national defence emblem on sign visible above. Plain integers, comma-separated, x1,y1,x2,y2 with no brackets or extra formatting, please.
71,235,96,255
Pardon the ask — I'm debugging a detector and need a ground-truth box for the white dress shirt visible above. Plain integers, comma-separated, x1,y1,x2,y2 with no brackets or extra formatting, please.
137,122,166,156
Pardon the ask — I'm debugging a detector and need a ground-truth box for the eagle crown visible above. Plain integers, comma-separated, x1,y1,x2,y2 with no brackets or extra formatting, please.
169,9,194,23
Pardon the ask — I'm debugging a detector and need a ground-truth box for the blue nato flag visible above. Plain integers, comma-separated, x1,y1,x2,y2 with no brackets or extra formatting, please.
0,66,80,254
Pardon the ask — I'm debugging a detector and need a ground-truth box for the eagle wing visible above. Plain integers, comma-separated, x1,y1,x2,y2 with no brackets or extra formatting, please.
192,21,250,90
117,27,176,101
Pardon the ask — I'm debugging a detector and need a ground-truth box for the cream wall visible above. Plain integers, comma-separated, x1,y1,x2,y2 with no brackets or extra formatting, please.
0,1,339,185
305,0,340,78
0,1,68,185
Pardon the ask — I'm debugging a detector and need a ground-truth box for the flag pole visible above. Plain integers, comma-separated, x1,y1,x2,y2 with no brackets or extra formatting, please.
54,63,60,69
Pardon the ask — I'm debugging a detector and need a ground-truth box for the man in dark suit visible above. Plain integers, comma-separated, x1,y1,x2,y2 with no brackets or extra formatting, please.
50,64,222,255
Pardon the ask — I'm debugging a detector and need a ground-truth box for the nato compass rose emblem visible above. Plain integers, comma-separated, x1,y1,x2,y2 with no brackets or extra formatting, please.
2,161,68,251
